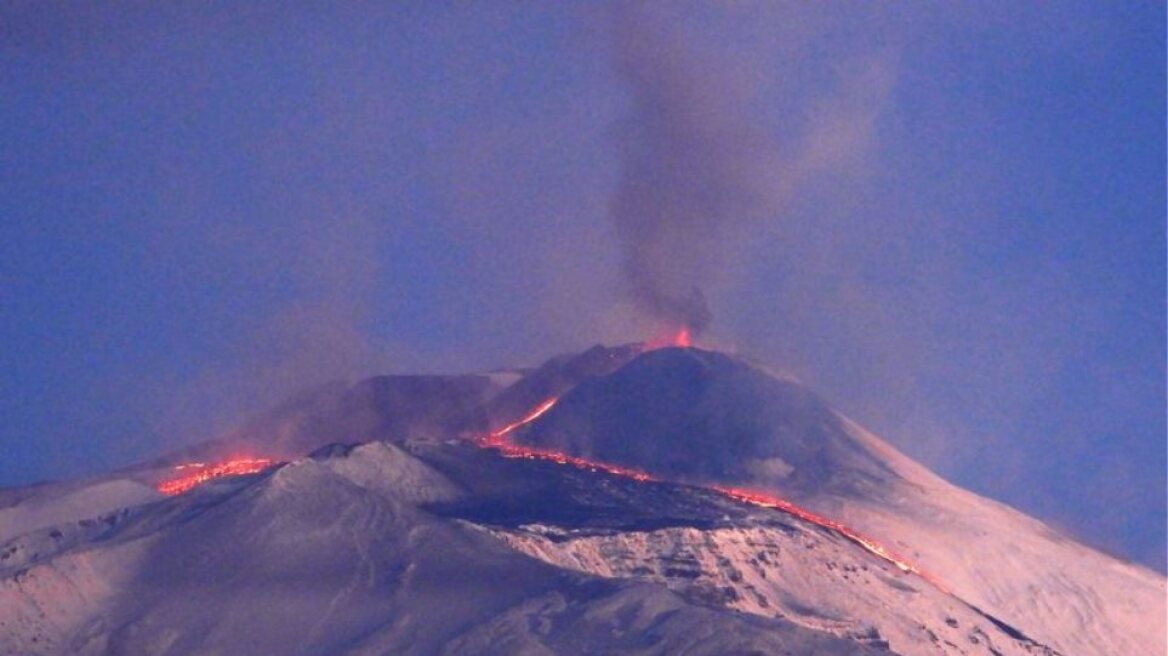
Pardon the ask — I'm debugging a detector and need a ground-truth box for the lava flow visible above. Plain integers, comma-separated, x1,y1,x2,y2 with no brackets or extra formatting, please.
478,397,943,589
480,398,654,481
483,398,559,444
157,457,280,496
710,485,946,590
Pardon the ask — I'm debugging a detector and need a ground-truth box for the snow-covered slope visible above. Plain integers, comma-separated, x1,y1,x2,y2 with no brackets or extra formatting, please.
0,479,160,546
494,522,1053,655
516,347,1167,656
827,417,1165,656
0,344,1162,655
0,442,889,655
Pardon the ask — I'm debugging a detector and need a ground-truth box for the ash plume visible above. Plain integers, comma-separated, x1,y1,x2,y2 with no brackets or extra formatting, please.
608,6,779,336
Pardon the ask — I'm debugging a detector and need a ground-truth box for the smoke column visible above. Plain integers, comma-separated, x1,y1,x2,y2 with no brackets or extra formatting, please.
608,6,778,336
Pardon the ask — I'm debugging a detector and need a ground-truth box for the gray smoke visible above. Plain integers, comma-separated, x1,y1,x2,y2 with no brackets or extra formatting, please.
608,6,779,335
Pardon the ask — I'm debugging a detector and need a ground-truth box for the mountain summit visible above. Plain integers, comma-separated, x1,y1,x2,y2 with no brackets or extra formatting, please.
1,345,1163,655
519,347,901,499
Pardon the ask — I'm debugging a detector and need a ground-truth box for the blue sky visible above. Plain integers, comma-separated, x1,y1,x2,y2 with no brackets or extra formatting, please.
1,2,1163,570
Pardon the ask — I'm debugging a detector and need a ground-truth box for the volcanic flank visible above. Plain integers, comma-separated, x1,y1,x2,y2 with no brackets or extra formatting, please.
514,346,900,501
0,343,1164,655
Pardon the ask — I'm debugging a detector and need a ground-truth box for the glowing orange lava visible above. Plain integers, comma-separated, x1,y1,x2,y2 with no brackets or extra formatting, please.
477,396,945,590
157,457,279,496
486,439,655,482
645,326,693,350
484,398,559,444
710,485,946,589
479,398,653,481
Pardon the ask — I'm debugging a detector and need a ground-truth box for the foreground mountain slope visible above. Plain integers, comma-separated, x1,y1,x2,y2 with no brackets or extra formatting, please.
1,442,892,655
0,478,160,546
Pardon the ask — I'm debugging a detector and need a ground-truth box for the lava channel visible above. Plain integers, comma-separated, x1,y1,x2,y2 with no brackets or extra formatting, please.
710,485,947,591
478,397,945,590
157,457,280,496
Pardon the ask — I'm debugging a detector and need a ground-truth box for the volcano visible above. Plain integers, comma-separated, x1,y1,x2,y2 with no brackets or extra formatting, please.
0,345,1163,655
518,347,898,499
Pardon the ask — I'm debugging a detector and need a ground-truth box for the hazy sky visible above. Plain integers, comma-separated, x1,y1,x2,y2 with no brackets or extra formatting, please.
2,2,1163,571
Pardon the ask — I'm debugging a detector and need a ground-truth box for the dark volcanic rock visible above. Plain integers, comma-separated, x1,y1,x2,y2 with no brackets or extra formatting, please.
518,347,899,499
484,343,643,432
